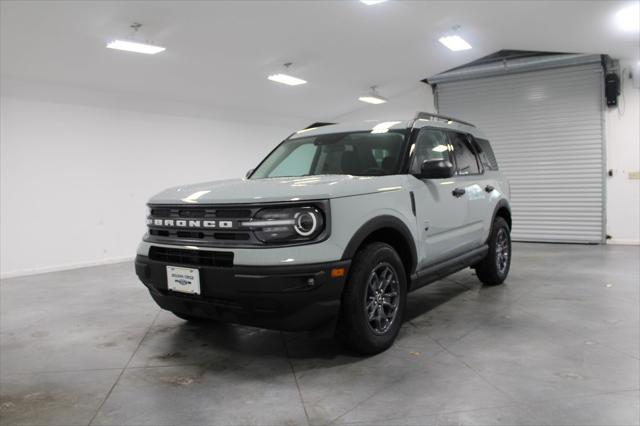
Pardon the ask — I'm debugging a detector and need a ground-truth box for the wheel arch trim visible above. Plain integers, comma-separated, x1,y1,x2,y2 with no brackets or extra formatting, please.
340,215,418,275
492,199,512,230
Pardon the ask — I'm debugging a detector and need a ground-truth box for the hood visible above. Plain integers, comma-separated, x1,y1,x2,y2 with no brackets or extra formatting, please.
149,175,407,205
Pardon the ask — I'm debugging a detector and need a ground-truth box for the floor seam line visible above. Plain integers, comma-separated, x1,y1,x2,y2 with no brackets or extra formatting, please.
87,308,161,426
430,337,524,408
327,369,416,425
514,304,640,361
280,332,311,426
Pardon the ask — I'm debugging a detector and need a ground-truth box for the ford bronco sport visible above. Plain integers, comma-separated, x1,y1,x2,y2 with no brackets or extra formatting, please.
135,112,512,354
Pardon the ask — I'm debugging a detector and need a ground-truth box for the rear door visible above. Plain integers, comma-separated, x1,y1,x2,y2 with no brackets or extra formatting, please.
447,131,490,248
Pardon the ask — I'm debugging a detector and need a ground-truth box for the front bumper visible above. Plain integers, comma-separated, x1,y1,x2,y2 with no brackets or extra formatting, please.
135,255,350,331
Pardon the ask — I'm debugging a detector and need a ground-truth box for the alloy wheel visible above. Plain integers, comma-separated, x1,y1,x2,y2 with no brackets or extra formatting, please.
364,262,400,335
496,228,510,274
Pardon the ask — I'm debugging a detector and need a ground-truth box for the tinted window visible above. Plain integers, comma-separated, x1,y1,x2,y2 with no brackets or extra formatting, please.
267,144,315,177
449,132,480,175
409,128,451,174
251,131,408,178
476,138,499,170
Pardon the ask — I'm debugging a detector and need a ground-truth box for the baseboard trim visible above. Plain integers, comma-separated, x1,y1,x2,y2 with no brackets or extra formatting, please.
1,256,135,280
607,239,640,246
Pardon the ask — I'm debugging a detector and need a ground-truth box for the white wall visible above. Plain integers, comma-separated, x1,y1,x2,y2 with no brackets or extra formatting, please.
0,95,298,278
2,68,636,278
605,60,640,245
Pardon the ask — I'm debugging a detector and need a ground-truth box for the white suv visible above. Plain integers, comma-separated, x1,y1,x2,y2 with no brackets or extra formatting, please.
135,112,512,354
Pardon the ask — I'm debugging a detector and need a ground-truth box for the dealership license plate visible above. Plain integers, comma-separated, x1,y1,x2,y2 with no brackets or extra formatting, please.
166,266,201,295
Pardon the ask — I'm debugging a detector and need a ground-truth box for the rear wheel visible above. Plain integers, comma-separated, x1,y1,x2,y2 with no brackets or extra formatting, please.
475,216,511,285
336,242,407,355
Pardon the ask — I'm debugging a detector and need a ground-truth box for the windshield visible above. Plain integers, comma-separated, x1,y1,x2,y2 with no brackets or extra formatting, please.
250,130,409,179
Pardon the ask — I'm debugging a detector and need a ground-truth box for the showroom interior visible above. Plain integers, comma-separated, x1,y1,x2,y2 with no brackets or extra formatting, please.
0,1,639,425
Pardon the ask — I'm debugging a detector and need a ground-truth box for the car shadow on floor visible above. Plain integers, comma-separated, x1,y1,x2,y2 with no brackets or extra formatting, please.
404,278,472,322
149,278,473,367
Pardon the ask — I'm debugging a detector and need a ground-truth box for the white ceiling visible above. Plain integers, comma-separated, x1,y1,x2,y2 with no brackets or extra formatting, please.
1,0,639,121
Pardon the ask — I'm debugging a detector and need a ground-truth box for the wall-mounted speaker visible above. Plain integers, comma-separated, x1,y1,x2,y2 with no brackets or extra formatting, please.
605,73,620,107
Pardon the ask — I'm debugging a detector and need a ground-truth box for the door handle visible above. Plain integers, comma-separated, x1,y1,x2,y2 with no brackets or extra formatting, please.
485,185,495,193
452,188,466,198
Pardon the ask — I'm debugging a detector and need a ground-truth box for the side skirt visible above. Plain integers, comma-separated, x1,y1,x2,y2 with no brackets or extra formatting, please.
408,245,488,292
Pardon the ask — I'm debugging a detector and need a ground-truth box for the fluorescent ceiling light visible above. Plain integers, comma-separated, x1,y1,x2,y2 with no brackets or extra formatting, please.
438,35,472,51
360,0,387,5
358,95,387,104
267,73,307,86
371,121,401,134
359,86,387,104
106,40,166,54
615,3,639,32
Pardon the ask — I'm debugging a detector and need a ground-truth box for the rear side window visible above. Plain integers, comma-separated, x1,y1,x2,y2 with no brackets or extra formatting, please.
449,132,480,175
476,138,499,170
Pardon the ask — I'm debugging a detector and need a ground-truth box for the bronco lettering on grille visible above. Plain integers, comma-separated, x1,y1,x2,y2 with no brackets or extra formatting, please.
147,219,234,228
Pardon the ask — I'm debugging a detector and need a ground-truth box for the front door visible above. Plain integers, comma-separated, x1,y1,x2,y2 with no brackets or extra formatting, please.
408,127,470,269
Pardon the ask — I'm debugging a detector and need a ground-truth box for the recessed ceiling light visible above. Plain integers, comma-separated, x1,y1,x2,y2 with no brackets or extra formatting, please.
359,86,387,104
615,3,640,32
438,35,472,51
267,73,307,86
360,0,387,5
106,40,166,55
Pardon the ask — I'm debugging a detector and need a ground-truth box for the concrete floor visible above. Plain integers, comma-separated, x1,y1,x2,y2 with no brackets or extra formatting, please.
0,243,638,426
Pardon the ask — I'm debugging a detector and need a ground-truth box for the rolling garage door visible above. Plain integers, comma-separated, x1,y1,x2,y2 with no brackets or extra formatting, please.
432,56,606,243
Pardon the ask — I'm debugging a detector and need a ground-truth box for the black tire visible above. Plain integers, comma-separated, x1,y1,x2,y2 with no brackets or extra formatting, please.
475,216,511,286
336,242,407,355
171,311,214,323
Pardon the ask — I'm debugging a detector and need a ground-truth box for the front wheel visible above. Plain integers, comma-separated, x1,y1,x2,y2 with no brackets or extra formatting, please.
336,242,407,355
475,216,511,285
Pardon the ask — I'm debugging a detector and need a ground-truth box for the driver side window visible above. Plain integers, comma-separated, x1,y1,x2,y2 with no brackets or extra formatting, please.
409,128,451,174
449,132,480,175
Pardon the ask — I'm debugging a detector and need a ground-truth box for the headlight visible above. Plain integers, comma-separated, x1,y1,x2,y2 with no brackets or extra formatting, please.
241,206,325,243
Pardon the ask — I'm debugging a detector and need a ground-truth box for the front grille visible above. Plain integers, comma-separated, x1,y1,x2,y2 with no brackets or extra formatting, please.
178,209,208,218
215,209,252,218
213,232,250,240
149,246,233,267
176,231,204,239
145,202,329,247
147,205,256,247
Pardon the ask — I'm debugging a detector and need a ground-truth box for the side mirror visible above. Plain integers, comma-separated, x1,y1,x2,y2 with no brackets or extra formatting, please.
245,169,254,179
419,159,454,179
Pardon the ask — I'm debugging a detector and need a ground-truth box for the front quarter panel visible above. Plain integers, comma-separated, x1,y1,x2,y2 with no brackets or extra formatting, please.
330,182,419,264
137,176,418,267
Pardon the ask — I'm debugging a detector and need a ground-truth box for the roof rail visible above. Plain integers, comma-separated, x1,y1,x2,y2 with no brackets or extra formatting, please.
413,112,475,128
304,122,336,130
